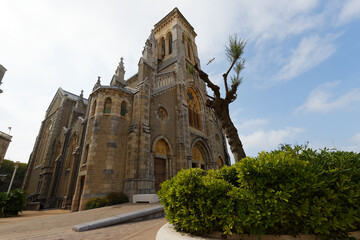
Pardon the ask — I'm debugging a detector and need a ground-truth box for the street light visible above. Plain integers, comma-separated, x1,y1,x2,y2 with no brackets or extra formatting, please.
7,161,20,194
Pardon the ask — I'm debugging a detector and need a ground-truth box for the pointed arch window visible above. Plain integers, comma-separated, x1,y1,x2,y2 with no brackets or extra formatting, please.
103,97,112,114
83,144,89,164
155,139,169,155
161,38,165,59
91,100,97,117
215,134,220,143
168,33,172,55
52,141,61,167
187,39,192,59
184,34,188,58
36,120,52,166
187,39,195,62
121,101,127,116
187,89,201,130
66,133,78,169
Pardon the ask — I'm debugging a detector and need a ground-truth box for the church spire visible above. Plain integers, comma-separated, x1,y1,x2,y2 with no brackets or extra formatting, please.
110,58,127,87
141,31,157,67
115,57,125,81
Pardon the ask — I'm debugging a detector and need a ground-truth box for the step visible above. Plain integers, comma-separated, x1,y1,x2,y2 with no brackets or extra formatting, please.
72,205,164,232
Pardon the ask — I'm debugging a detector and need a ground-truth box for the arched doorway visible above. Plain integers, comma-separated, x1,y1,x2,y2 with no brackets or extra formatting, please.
192,145,205,169
191,140,210,170
154,139,170,191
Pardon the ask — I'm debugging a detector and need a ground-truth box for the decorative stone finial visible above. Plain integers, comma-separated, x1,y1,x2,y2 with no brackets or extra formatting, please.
93,76,101,91
75,89,85,111
116,58,125,73
115,58,125,81
120,57,124,69
141,32,157,67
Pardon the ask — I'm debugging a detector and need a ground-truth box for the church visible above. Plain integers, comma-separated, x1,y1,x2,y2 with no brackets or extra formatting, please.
22,8,230,211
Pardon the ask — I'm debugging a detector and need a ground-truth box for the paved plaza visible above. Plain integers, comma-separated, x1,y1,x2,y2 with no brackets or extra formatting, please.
0,203,166,240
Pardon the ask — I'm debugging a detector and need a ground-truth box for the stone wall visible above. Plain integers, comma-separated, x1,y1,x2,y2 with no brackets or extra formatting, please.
0,131,12,168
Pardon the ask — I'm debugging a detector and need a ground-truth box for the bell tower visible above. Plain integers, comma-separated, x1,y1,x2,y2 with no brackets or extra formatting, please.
152,7,199,67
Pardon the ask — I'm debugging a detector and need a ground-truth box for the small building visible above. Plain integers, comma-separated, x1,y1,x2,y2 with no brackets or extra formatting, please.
22,8,230,211
0,64,7,94
0,131,12,168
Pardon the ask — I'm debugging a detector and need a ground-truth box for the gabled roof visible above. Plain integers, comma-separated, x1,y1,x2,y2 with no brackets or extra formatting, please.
110,74,127,87
154,7,196,37
45,88,88,117
60,88,88,102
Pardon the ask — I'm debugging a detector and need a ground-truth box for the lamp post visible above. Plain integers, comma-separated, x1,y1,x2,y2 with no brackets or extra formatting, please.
7,161,20,194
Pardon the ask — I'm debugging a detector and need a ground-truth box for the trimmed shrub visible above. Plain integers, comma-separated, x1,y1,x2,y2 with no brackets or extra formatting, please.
158,168,235,235
157,146,360,239
218,165,240,187
85,197,107,210
0,189,27,217
104,192,129,205
236,146,360,237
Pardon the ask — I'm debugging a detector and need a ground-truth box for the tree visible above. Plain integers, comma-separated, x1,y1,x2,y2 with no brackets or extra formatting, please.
193,35,246,162
0,160,27,192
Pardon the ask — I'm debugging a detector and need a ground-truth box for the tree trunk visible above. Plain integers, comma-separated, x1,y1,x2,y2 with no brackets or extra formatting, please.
213,99,246,162
193,64,246,162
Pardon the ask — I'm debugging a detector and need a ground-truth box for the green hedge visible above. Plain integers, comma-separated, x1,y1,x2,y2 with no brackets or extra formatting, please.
158,168,234,235
85,197,107,210
0,189,27,217
85,192,129,210
157,146,360,239
104,192,129,205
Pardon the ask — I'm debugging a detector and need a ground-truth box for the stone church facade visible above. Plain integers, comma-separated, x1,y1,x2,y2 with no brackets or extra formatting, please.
22,8,230,211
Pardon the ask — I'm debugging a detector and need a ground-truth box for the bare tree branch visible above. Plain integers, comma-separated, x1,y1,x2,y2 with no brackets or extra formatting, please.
222,59,237,94
225,82,239,103
206,94,215,100
194,64,221,98
206,99,214,108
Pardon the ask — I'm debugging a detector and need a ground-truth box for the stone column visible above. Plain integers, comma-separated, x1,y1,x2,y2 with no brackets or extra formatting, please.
124,60,154,198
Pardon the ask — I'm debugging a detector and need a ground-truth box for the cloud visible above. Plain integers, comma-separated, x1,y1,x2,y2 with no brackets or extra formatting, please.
237,0,322,42
296,81,360,114
338,0,360,24
342,145,360,153
273,34,336,82
240,127,304,155
196,0,327,83
352,133,360,143
227,121,303,162
0,0,357,164
237,118,268,130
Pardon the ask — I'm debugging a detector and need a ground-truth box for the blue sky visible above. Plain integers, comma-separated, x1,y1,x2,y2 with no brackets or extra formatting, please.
0,0,359,163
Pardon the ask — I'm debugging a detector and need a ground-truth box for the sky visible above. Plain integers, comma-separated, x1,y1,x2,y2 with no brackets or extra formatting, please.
1,0,359,164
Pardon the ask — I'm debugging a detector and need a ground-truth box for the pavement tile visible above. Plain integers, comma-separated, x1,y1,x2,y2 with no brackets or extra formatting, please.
0,203,166,240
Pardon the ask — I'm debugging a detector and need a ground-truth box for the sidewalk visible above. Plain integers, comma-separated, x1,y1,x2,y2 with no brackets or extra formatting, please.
0,203,166,240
